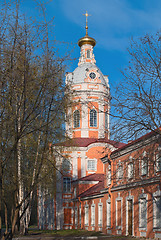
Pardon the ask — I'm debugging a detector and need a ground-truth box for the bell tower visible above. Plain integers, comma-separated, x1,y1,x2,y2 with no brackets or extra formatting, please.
66,12,110,139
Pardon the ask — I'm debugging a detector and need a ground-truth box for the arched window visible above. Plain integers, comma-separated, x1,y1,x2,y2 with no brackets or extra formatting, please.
87,49,90,58
141,151,148,176
90,109,97,127
73,110,80,128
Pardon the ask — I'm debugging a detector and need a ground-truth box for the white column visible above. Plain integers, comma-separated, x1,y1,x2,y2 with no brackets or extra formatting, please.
72,152,78,180
81,151,86,177
81,94,89,137
98,96,105,138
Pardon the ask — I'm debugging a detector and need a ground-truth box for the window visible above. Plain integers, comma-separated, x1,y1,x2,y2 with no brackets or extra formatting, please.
63,177,71,192
141,151,148,176
87,49,90,58
87,159,97,171
79,204,81,228
128,161,133,179
73,110,80,128
141,157,148,176
91,204,95,226
139,197,147,229
98,203,103,226
106,200,111,227
85,205,89,226
117,162,123,180
156,153,161,172
116,200,122,228
153,196,161,229
90,109,97,127
75,207,78,226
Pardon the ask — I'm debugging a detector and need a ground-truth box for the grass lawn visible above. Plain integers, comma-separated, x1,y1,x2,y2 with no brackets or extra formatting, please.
27,228,104,237
23,228,144,239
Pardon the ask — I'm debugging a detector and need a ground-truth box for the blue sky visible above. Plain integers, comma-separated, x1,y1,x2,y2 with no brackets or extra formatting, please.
16,0,161,89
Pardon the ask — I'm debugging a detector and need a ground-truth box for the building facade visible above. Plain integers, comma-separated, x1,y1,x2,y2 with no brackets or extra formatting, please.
37,21,161,239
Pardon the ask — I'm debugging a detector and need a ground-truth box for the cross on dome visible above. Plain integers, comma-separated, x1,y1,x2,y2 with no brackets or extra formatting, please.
78,11,96,48
83,11,91,35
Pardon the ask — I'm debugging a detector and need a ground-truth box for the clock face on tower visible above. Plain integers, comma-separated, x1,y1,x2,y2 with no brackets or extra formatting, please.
89,72,96,79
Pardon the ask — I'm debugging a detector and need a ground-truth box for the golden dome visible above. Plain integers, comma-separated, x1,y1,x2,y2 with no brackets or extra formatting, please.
78,11,96,48
78,34,96,47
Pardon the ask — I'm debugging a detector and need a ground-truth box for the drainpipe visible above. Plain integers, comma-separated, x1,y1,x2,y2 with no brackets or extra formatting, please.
108,155,114,231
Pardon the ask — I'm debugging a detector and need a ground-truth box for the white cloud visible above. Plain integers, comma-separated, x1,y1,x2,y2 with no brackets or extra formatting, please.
59,0,161,51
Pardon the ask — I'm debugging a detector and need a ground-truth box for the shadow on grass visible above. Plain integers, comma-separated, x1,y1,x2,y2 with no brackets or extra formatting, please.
27,229,103,237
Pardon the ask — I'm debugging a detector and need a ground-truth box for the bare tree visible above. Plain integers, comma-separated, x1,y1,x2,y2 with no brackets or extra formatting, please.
0,1,72,239
111,31,161,142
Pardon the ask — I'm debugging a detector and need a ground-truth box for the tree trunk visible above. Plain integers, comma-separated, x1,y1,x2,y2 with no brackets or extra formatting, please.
4,202,8,234
0,160,2,238
23,134,41,233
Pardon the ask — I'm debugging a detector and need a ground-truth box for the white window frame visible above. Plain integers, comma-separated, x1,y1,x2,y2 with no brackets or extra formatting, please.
141,151,148,176
116,197,122,230
141,157,148,176
153,190,161,230
91,204,95,226
128,158,134,179
90,109,97,127
125,196,134,236
63,177,71,193
73,110,80,128
117,162,123,180
98,203,103,227
139,194,147,230
156,152,161,172
75,206,78,227
79,204,81,228
85,204,89,226
87,159,97,172
106,199,111,228
87,49,90,58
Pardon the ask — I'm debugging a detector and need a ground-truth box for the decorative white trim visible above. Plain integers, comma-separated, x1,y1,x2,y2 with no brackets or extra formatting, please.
138,193,148,231
106,198,111,228
116,196,123,230
91,203,95,226
111,177,160,192
84,203,89,226
87,158,97,172
111,135,160,159
153,190,161,230
125,195,134,236
98,202,103,227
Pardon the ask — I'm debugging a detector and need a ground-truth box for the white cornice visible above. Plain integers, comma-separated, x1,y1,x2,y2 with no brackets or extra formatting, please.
111,134,160,159
80,193,104,201
111,177,160,192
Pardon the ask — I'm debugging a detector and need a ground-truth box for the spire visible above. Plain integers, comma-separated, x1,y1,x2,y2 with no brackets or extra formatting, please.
78,11,96,48
83,11,91,36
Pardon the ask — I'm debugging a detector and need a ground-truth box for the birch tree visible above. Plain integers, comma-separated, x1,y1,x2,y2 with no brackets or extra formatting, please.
0,1,72,239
